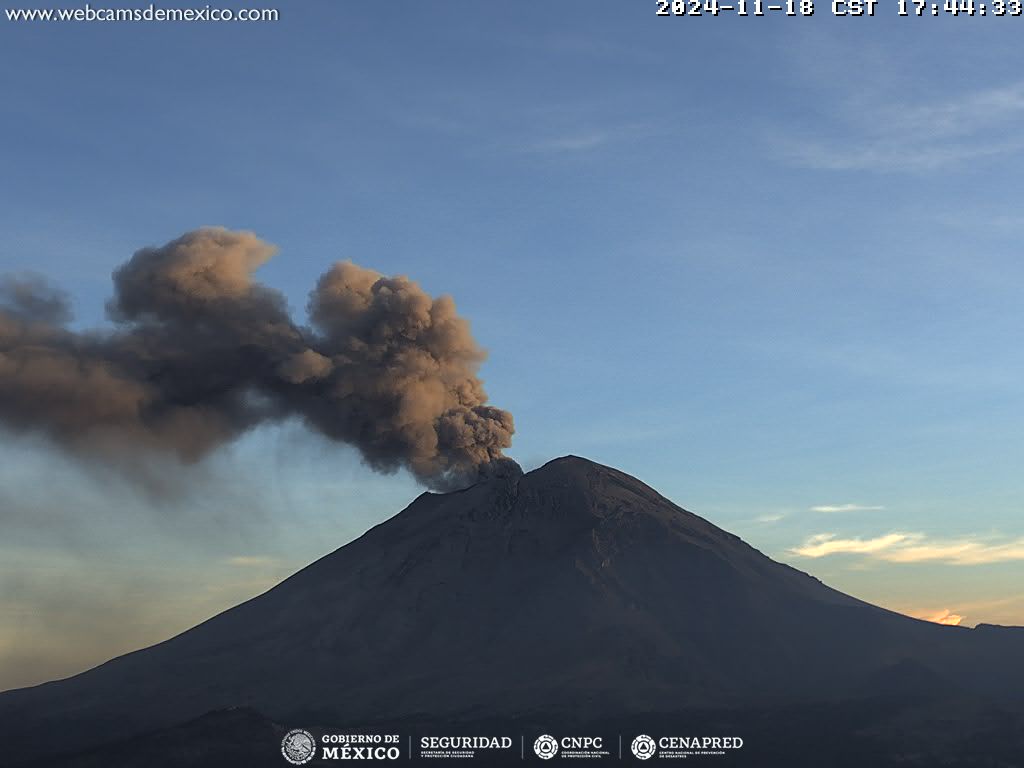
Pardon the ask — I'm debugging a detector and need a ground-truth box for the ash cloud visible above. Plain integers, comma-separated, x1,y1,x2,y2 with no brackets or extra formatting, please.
0,274,73,325
0,228,516,489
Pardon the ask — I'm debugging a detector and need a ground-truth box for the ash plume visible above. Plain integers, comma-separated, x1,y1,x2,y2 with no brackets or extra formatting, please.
0,228,516,489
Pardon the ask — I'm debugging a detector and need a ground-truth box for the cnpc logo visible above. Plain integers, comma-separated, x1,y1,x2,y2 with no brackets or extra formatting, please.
534,734,604,759
533,735,558,759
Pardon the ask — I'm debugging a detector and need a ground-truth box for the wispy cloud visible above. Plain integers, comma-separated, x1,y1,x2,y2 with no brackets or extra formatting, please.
810,504,885,514
783,81,1024,172
792,532,911,558
912,608,964,626
392,86,660,158
789,140,1019,173
894,595,1024,628
527,132,615,153
224,555,280,568
748,335,1020,394
755,513,786,524
790,532,1024,565
521,122,656,155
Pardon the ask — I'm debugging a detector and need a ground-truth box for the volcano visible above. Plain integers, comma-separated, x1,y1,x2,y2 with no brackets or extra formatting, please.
2,456,1023,766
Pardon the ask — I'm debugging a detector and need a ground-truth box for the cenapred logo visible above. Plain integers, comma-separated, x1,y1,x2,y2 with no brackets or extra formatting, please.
631,734,657,760
281,729,316,765
534,734,559,760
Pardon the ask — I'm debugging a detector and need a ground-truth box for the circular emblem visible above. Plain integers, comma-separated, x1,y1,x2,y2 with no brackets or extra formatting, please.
631,734,656,760
281,728,316,765
534,734,559,760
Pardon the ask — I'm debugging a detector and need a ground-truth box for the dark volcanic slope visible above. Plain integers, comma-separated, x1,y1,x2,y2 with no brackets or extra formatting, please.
1,456,1022,764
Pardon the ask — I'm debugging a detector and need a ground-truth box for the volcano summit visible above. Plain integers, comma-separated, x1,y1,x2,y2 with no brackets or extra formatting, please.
2,456,1023,766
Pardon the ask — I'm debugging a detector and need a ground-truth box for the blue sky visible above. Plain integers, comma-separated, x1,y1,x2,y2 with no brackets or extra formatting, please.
2,2,1024,689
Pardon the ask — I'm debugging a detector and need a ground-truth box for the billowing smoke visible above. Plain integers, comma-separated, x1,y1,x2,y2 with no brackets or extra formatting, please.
0,228,516,490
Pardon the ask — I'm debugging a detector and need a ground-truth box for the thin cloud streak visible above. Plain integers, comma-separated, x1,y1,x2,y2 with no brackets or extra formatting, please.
755,513,786,524
791,531,1024,565
810,504,885,513
792,532,911,558
520,122,657,155
788,140,1021,173
913,608,964,626
224,556,280,568
782,80,1024,172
